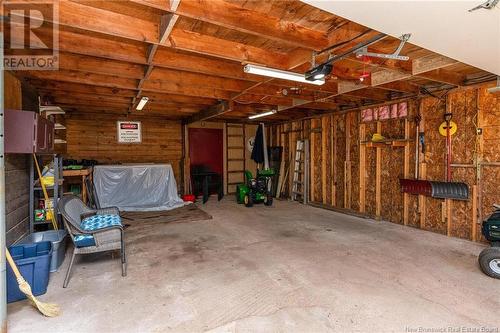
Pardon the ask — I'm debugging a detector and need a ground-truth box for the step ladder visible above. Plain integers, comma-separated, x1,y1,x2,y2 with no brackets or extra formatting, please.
292,139,309,204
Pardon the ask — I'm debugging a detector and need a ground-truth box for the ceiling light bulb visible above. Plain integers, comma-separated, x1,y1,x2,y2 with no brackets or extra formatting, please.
244,64,324,86
136,96,149,111
248,109,277,120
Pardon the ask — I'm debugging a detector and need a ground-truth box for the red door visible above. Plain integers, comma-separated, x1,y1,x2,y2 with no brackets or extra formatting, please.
189,128,223,175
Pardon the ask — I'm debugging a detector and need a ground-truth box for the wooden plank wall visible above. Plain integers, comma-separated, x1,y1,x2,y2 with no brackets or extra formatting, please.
64,113,183,184
270,83,500,242
5,72,30,245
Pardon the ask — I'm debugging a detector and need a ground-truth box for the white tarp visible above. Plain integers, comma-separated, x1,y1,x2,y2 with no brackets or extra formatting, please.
93,164,185,211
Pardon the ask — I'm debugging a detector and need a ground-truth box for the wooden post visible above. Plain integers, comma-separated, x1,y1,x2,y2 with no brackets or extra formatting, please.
446,198,452,236
344,113,351,209
310,119,316,202
321,117,327,205
288,123,293,198
375,121,382,219
331,115,337,207
359,123,366,213
419,162,427,229
403,119,410,225
476,88,484,225
418,100,427,229
472,184,478,241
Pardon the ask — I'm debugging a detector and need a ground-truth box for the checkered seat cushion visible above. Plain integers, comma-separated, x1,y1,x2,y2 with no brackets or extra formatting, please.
73,214,122,248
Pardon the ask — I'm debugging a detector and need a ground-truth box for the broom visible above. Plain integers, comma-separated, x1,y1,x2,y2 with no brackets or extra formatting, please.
5,248,61,317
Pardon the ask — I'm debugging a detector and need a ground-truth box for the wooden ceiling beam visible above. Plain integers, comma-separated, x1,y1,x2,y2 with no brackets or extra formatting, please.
58,52,145,79
342,88,391,101
32,81,137,98
9,1,160,43
416,69,466,86
51,97,131,109
148,67,254,92
175,0,329,50
376,81,421,94
6,23,147,64
153,48,264,82
18,70,139,90
186,101,231,123
138,92,217,106
132,0,181,111
167,29,288,69
43,92,133,105
370,69,412,87
129,0,170,11
141,80,233,100
412,54,458,75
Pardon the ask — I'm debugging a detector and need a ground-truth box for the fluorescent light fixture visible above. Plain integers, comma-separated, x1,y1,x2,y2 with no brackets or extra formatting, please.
136,96,149,110
248,109,277,120
244,64,325,86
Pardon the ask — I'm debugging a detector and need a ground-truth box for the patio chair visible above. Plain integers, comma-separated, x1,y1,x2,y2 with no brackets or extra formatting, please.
57,195,126,288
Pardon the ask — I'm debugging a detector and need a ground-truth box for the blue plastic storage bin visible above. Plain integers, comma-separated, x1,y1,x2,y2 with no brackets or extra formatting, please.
6,241,52,303
18,230,67,272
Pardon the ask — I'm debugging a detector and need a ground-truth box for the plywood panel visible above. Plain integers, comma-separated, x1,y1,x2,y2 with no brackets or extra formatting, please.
365,122,377,217
335,114,346,208
380,118,405,224
420,96,447,234
349,112,360,211
311,118,322,202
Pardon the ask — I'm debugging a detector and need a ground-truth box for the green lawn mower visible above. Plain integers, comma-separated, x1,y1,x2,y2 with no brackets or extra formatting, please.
236,169,275,207
479,204,500,279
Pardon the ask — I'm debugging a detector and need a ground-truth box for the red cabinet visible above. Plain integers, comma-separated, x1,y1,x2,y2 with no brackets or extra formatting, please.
5,109,55,154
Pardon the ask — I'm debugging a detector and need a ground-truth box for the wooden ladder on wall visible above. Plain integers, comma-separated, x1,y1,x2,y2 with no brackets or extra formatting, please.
292,139,309,204
226,123,246,194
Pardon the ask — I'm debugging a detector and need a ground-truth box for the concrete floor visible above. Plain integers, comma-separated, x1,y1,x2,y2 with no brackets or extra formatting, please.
8,198,500,332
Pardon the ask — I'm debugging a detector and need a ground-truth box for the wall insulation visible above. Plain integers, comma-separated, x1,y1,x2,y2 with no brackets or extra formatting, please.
270,83,500,242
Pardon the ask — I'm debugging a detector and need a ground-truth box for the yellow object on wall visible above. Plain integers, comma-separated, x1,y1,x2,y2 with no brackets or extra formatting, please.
439,121,457,136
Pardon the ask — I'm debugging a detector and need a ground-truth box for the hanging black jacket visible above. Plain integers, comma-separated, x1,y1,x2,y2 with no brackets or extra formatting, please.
251,124,264,164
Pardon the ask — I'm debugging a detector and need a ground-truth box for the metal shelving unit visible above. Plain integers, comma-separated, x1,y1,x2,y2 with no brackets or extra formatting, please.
29,155,63,233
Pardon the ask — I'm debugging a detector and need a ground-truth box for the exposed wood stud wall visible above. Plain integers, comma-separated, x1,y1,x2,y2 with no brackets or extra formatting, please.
270,83,499,242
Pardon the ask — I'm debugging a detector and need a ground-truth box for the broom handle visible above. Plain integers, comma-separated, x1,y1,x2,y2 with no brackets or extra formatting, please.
33,154,58,230
5,248,23,280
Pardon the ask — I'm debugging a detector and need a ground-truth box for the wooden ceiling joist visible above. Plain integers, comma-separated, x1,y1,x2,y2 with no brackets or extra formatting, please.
7,0,492,121
175,0,329,50
412,54,458,75
20,70,139,90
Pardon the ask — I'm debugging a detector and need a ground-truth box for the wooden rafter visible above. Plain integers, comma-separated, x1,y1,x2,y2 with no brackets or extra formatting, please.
6,0,491,121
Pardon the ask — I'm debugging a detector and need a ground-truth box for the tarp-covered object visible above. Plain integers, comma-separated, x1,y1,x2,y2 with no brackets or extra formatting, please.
93,164,185,211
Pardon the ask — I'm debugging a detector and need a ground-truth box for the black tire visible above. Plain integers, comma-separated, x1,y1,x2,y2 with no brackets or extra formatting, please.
244,194,253,207
264,194,273,206
478,247,500,279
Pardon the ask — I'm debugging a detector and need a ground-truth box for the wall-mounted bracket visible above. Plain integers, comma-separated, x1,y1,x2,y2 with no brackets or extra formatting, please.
469,0,499,12
355,34,411,61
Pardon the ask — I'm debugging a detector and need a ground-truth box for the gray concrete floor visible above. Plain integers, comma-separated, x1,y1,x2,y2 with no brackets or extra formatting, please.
8,198,500,332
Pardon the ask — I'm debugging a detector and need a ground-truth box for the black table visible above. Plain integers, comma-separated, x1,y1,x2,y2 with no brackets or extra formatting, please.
191,171,223,204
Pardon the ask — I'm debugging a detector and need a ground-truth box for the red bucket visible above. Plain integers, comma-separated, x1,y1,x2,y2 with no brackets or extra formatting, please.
182,194,196,203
